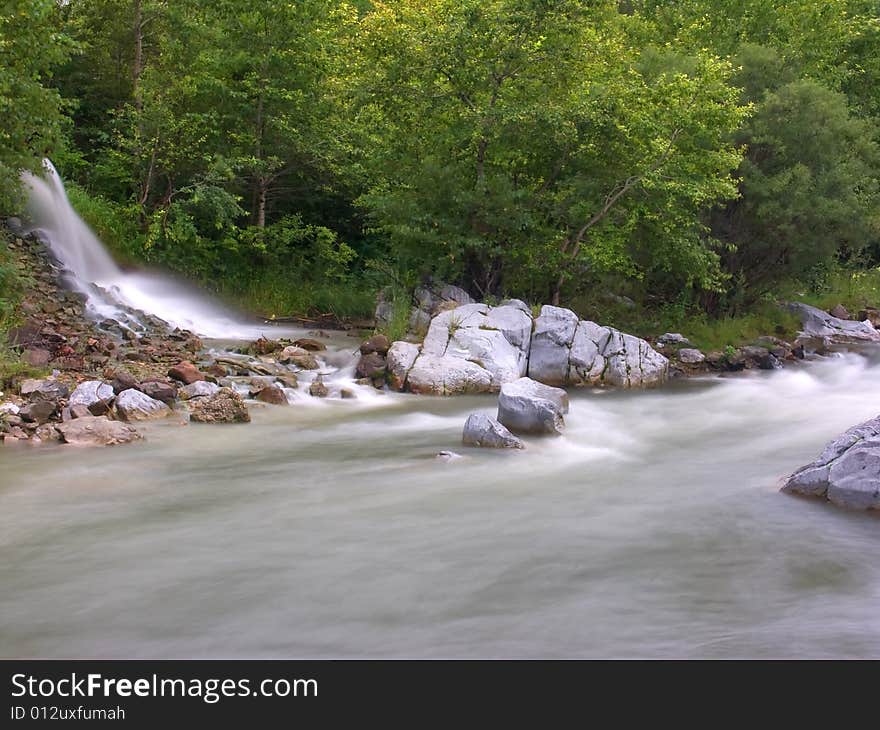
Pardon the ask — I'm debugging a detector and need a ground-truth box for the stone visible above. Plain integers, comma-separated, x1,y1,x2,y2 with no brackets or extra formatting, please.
254,386,288,405
34,424,61,442
462,412,524,449
435,450,464,462
658,333,691,346
250,337,281,355
677,348,706,365
356,352,386,380
783,415,880,511
359,334,391,356
309,377,329,398
386,341,421,391
202,363,228,378
527,306,580,385
293,338,326,352
88,399,112,416
57,416,142,447
858,308,880,329
115,388,172,421
406,354,493,395
829,304,850,320
340,388,356,400
20,378,68,402
787,302,880,343
497,377,567,435
69,380,115,411
111,370,140,394
741,345,780,370
179,381,221,400
139,380,178,405
167,360,205,385
22,348,51,367
189,388,251,424
278,346,318,370
19,399,56,424
69,404,91,419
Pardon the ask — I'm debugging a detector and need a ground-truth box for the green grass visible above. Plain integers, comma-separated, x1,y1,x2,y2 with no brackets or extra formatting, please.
779,266,880,315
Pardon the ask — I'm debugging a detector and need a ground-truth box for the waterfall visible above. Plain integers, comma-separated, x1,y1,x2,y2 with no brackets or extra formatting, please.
20,160,267,339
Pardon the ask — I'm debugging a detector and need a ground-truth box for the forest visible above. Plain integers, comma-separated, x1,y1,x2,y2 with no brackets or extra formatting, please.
3,0,880,345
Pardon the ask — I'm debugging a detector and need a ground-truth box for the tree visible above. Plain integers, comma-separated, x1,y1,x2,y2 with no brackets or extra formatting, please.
0,0,70,213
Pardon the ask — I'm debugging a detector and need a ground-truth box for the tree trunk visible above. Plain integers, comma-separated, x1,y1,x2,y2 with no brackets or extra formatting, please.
133,0,144,112
257,178,267,229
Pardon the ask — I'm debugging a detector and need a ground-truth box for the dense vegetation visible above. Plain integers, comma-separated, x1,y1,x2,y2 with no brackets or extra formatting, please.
2,0,880,342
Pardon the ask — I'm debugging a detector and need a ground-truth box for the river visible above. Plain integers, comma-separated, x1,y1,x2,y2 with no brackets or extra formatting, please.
2,347,879,658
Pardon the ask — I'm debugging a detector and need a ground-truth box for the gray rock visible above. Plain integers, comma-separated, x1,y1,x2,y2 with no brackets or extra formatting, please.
69,380,115,410
787,302,880,343
20,399,56,424
527,306,579,385
406,354,493,395
677,348,706,365
20,378,69,401
782,415,880,510
57,416,142,447
498,298,531,314
115,388,172,421
462,412,524,449
497,377,567,435
139,380,178,404
658,332,691,346
179,381,221,400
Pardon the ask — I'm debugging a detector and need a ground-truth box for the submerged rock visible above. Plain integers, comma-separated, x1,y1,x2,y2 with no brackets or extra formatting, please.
497,377,567,436
57,416,142,447
462,413,524,449
782,415,880,510
189,388,250,423
309,376,329,398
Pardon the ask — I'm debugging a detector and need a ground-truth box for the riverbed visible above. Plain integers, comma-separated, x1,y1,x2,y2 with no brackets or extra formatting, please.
2,350,879,658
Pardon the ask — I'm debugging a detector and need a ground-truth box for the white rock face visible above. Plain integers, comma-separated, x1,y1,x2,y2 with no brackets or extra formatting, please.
179,381,221,400
386,341,421,390
406,355,493,395
115,388,172,421
69,380,115,409
788,302,880,343
527,306,580,385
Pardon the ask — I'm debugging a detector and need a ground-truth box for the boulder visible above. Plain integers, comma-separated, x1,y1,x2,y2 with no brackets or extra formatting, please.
309,377,329,398
782,415,880,510
278,346,318,370
829,304,850,320
787,302,880,343
741,345,780,370
179,381,221,400
356,352,386,380
254,385,288,405
497,377,567,435
69,404,91,419
386,341,421,391
858,307,880,329
658,333,690,347
20,378,69,402
69,380,115,411
407,355,493,395
22,348,51,367
568,323,668,387
677,348,706,365
19,399,56,425
110,370,140,394
360,334,391,356
57,416,142,447
168,360,205,384
527,306,579,385
139,380,178,405
293,338,326,352
189,388,251,423
462,413,524,449
115,388,172,421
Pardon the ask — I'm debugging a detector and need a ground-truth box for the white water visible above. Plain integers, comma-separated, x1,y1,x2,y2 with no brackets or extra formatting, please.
21,161,286,339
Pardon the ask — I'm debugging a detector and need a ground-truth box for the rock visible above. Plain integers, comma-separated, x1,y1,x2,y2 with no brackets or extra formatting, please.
111,370,140,394
435,450,464,462
69,404,91,419
202,363,228,379
34,424,61,442
787,302,880,343
179,381,221,400
356,352,386,380
20,378,69,402
498,298,531,314
189,388,251,424
278,346,318,370
782,415,880,510
19,399,56,424
359,334,391,356
340,388,356,399
115,389,172,421
22,348,51,367
88,399,112,416
677,348,706,365
829,304,850,320
57,416,142,446
0,402,20,415
250,337,281,355
293,338,326,352
139,380,178,405
858,308,880,328
254,385,288,405
407,355,493,395
658,333,691,346
386,341,421,391
527,306,579,385
497,377,567,435
462,412,524,449
167,360,205,385
568,323,668,388
741,345,781,370
69,380,115,411
309,377,329,398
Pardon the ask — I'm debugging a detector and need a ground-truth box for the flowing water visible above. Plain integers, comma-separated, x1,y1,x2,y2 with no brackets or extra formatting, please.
2,165,879,658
